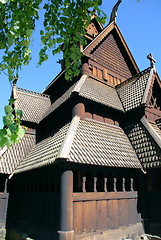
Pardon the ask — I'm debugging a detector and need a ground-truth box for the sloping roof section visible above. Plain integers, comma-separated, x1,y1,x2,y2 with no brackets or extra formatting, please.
0,132,35,174
14,123,70,174
116,68,152,112
14,117,141,174
68,119,141,168
125,119,161,169
13,87,51,123
43,75,124,119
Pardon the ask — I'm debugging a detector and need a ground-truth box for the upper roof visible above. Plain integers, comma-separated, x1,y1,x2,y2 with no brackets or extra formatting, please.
13,86,51,124
43,74,124,120
13,66,160,126
13,117,141,174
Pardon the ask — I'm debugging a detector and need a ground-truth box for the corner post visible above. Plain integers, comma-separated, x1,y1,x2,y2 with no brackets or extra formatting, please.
58,169,74,240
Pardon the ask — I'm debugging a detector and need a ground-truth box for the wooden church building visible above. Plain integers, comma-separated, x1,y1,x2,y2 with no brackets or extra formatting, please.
0,6,161,240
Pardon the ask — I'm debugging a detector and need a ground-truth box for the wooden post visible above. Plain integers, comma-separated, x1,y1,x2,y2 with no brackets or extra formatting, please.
94,177,97,192
82,176,86,193
114,177,117,192
104,178,107,192
58,170,74,240
72,103,85,120
130,178,134,191
122,177,125,192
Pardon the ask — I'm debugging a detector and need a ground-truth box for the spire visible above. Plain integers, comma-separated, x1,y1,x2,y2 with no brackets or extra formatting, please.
109,0,122,24
147,53,156,71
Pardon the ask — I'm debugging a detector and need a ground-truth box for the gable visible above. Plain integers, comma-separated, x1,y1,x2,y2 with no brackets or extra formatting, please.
83,22,139,82
91,30,132,79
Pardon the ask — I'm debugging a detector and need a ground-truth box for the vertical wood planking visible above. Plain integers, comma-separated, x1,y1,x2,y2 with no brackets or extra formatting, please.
106,200,113,229
111,200,119,228
82,201,91,232
96,200,107,230
89,201,97,232
118,199,128,226
73,202,83,234
128,198,137,225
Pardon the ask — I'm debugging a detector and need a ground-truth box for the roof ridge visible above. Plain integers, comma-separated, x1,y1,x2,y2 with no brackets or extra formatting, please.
141,68,154,104
141,117,161,149
57,115,80,159
116,67,151,89
73,74,87,92
16,87,50,98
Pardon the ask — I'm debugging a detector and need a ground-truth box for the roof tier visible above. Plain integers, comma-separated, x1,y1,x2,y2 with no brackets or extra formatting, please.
13,117,141,174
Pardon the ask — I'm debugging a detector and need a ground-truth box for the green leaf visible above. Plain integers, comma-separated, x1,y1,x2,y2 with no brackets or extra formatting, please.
16,126,25,138
0,64,7,70
0,136,7,149
8,98,16,104
8,123,16,132
26,29,32,38
56,38,63,43
16,109,23,118
4,105,13,114
40,30,44,35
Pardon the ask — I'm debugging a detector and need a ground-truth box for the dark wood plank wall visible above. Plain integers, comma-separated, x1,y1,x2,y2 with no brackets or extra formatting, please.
9,193,60,232
73,192,141,234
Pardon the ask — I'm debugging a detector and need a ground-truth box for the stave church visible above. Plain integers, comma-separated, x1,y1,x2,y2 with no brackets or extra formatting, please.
0,1,161,240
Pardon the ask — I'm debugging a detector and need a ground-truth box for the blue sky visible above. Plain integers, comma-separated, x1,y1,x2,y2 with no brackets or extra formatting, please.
0,0,161,128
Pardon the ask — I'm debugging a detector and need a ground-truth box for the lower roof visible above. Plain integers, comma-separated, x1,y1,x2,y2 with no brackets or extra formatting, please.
14,117,141,174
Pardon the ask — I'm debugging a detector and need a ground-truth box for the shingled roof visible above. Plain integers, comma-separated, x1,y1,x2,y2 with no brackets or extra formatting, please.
125,118,161,169
78,76,124,111
13,86,51,123
43,75,124,119
14,116,141,174
0,132,35,174
116,67,153,112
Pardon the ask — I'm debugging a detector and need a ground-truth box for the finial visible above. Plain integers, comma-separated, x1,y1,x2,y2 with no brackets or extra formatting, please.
13,76,18,85
147,53,156,69
109,0,122,24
